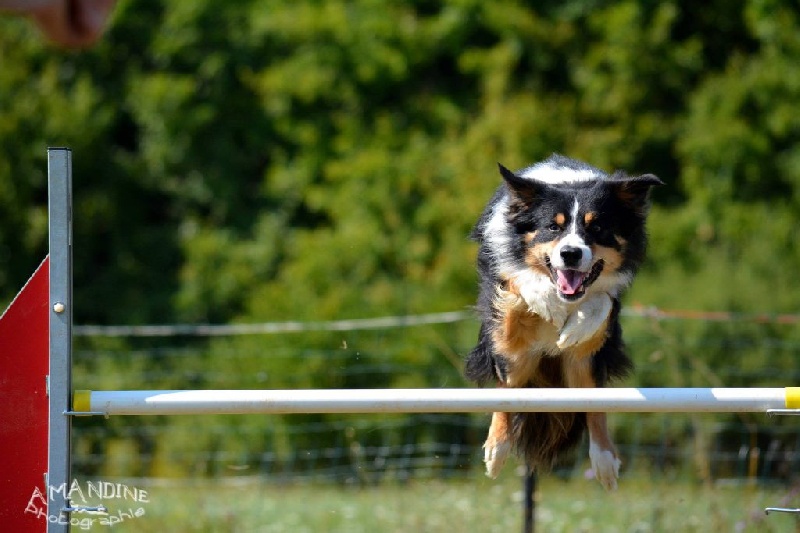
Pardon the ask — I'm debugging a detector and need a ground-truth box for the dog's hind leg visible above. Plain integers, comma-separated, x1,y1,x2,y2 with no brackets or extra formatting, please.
483,410,512,478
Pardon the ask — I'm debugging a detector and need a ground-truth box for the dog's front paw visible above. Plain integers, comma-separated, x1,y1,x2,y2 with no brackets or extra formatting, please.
589,442,621,491
557,292,613,349
483,436,512,479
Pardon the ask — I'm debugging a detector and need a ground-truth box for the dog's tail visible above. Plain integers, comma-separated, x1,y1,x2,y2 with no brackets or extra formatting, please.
511,357,587,471
512,411,586,470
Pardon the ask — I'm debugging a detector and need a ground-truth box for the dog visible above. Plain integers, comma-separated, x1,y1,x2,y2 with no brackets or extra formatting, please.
465,154,661,490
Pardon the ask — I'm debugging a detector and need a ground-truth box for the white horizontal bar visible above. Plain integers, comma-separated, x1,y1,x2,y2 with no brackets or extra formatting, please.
77,388,790,416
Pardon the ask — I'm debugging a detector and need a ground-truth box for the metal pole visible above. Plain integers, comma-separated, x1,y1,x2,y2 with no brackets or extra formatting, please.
522,467,536,533
47,148,73,533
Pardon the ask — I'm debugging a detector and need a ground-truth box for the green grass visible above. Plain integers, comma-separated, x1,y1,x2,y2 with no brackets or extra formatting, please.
77,472,798,532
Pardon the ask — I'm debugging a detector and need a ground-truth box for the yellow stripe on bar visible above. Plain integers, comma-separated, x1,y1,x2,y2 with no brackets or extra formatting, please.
73,390,91,412
786,387,800,409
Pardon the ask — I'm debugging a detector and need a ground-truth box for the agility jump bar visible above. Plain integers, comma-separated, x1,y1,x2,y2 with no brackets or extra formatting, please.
71,387,800,416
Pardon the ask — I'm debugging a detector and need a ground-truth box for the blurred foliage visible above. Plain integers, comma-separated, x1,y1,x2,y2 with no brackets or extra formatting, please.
4,0,800,321
4,0,800,478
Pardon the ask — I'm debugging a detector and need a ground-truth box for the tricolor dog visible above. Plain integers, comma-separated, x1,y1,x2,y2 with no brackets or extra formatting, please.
465,154,661,490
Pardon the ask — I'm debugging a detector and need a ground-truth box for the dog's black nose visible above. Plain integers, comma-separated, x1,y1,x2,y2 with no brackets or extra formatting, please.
559,246,583,267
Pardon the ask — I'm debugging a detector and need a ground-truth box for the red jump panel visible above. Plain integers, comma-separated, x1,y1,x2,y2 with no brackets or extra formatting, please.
0,258,50,532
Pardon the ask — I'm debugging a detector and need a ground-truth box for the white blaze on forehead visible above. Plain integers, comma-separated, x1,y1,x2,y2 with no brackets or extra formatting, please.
569,198,580,233
519,163,600,184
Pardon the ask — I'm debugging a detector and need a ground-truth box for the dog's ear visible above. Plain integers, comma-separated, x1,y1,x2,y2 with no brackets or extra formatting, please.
611,173,663,215
498,163,544,208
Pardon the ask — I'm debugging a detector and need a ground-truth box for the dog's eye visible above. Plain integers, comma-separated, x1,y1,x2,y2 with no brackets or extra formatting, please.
548,223,561,232
589,224,603,234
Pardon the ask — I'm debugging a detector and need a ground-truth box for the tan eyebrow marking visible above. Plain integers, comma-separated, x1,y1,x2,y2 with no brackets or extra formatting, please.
584,212,597,225
554,213,566,226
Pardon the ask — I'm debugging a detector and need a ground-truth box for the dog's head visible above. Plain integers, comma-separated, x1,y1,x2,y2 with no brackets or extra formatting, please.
498,157,662,302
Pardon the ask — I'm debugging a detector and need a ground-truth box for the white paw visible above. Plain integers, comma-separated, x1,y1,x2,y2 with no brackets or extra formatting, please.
556,292,613,349
483,438,512,479
589,442,621,491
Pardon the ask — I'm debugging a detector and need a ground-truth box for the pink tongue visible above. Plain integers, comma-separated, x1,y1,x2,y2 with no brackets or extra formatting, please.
556,269,586,295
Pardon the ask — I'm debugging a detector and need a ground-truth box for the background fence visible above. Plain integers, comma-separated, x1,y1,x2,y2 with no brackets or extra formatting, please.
70,310,800,489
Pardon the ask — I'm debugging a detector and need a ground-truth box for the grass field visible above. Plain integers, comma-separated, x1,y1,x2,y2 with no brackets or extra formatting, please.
72,470,800,533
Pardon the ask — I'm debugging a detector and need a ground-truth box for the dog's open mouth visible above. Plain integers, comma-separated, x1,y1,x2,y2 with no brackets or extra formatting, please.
545,258,604,301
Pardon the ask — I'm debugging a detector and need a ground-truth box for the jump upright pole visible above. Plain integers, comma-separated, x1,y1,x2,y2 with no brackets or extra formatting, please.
70,387,800,416
47,148,74,533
